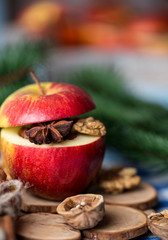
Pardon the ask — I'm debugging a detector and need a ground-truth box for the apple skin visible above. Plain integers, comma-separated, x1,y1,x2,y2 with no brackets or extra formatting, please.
0,82,96,128
1,130,105,200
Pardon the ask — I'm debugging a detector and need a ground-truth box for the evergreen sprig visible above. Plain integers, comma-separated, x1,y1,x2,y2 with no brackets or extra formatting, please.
60,68,168,171
0,41,46,105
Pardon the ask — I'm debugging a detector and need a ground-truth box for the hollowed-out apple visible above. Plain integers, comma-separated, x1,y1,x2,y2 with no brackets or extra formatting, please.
1,127,105,200
0,73,106,200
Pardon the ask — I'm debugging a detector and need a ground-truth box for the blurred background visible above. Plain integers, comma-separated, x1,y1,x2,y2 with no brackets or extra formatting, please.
1,0,168,100
1,4,168,239
1,0,168,52
1,0,168,174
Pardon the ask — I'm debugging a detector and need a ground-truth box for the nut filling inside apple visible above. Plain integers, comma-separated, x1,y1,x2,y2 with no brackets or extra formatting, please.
19,117,106,145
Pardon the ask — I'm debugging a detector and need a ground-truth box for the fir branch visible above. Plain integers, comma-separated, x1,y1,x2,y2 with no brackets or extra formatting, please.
61,67,168,171
0,41,46,105
67,68,166,114
0,41,45,80
109,124,168,158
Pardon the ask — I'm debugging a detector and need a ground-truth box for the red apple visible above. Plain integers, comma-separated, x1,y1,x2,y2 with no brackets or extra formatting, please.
18,1,64,40
87,4,132,26
125,15,168,50
128,16,168,34
1,127,105,200
77,22,122,48
77,22,136,48
0,80,105,200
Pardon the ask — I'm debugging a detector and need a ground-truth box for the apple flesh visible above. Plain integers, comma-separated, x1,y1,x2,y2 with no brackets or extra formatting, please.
0,82,95,128
1,127,105,200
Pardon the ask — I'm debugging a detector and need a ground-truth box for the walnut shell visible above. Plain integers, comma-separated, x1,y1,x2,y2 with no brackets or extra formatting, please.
57,194,105,230
148,210,168,240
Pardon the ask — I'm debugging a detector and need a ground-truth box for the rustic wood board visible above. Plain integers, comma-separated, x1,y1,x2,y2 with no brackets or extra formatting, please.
83,204,148,240
16,213,81,240
88,182,158,210
21,189,61,213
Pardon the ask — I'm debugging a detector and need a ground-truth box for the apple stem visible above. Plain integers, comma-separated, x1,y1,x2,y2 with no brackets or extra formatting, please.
30,71,45,95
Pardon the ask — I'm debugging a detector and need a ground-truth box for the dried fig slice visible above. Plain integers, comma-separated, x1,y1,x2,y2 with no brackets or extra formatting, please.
148,210,168,240
16,213,81,240
57,194,105,230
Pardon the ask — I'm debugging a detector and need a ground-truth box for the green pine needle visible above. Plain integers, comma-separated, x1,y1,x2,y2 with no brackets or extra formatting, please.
0,41,46,105
0,41,45,79
60,67,168,171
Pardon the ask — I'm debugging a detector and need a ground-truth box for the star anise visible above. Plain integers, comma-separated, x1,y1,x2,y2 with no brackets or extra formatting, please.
25,120,73,145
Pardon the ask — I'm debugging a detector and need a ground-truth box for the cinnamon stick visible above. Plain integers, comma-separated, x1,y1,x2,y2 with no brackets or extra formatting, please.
0,215,16,240
0,169,7,183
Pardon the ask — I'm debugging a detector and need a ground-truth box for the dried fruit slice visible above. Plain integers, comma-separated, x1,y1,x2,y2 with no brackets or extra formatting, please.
16,213,81,240
83,205,148,240
148,210,168,240
57,194,105,230
21,189,60,213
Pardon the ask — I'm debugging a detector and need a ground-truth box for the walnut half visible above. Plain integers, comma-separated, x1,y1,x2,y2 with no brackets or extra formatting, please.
98,167,141,194
73,117,106,136
57,194,105,230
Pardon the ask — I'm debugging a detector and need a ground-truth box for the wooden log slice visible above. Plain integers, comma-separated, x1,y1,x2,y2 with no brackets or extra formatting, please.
89,182,158,210
21,189,61,213
16,213,81,240
83,205,148,240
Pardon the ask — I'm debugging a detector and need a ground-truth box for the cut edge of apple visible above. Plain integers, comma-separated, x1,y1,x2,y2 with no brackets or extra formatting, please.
1,127,102,148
